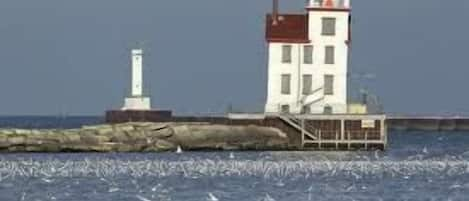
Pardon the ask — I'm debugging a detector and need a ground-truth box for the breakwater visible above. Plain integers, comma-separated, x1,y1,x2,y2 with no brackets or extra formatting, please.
387,117,469,131
0,122,290,152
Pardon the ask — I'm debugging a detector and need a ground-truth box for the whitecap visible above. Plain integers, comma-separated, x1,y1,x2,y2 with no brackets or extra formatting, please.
345,184,355,192
42,178,53,183
274,180,285,187
462,183,469,188
449,184,462,189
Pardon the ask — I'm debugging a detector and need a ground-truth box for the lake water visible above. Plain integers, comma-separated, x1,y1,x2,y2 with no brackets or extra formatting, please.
0,117,469,201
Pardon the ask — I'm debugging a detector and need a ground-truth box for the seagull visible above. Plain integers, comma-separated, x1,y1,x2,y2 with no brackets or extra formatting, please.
136,195,151,201
374,150,380,160
208,193,219,201
262,193,275,201
422,147,428,154
229,152,235,159
176,146,183,154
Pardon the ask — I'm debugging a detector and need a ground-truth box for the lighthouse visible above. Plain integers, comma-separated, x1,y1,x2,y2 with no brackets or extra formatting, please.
264,0,351,114
122,49,151,110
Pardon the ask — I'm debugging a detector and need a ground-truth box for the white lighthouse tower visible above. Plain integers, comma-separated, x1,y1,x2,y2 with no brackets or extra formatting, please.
122,49,151,110
264,0,351,114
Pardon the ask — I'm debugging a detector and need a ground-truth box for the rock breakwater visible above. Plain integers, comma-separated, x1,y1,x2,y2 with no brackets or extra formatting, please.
0,123,290,152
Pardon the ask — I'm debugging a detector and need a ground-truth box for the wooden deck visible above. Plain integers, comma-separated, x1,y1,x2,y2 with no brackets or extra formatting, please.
229,113,387,150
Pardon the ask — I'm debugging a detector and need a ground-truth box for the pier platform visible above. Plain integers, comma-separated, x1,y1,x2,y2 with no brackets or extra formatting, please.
105,111,387,151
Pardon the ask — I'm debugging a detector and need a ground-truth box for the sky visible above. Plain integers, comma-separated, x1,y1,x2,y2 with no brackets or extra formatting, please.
0,0,468,116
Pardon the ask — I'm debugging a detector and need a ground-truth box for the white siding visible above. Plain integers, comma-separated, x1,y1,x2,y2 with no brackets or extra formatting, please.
265,6,349,114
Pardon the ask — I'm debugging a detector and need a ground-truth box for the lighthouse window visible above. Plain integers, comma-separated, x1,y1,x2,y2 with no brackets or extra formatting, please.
302,74,312,95
324,75,334,95
322,17,336,36
281,105,290,114
281,45,292,63
313,0,324,6
281,74,291,94
302,106,311,114
325,46,335,64
324,106,333,114
303,45,313,64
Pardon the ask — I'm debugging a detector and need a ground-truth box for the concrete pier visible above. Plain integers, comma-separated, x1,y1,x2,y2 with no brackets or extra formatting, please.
106,111,388,151
387,116,469,131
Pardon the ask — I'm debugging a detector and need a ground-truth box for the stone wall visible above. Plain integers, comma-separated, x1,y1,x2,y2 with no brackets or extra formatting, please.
0,122,291,152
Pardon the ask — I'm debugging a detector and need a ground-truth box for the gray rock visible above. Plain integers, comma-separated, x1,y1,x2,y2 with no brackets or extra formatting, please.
0,122,292,152
156,140,176,150
82,124,112,130
97,128,114,135
144,140,176,152
144,127,174,139
64,133,81,144
125,130,147,141
126,122,155,129
114,143,135,152
110,131,129,143
144,123,169,131
14,129,31,135
63,130,79,136
171,125,192,137
43,132,64,143
39,144,61,152
8,136,25,145
8,146,25,152
67,144,114,152
81,133,110,144
113,125,135,132
167,125,289,151
0,129,14,135
25,146,45,152
31,130,44,135
82,125,113,135
0,136,11,148
25,136,45,145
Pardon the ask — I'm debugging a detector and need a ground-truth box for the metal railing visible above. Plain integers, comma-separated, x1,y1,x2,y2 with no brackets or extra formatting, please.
277,114,318,140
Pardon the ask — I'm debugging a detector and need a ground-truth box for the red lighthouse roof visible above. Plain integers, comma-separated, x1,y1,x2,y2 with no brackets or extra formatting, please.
266,14,310,43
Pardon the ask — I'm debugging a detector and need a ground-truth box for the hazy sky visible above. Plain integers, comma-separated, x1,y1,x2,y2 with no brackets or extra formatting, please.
0,0,468,116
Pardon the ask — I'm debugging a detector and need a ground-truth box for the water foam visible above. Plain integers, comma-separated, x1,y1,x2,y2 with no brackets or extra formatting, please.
0,158,468,180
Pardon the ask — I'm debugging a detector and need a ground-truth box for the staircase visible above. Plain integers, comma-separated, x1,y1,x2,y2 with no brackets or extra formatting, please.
277,114,318,140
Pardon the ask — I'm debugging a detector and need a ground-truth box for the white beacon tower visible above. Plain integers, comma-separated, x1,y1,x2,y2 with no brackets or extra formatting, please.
264,0,351,114
122,49,151,110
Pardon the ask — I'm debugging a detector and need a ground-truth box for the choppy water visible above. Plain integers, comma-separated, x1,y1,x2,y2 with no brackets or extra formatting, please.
1,117,469,200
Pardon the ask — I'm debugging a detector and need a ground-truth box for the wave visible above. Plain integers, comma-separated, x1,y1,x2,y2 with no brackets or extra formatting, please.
0,159,469,180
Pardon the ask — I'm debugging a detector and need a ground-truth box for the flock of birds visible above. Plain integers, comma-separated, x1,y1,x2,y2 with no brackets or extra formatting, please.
0,151,469,181
3,147,469,201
